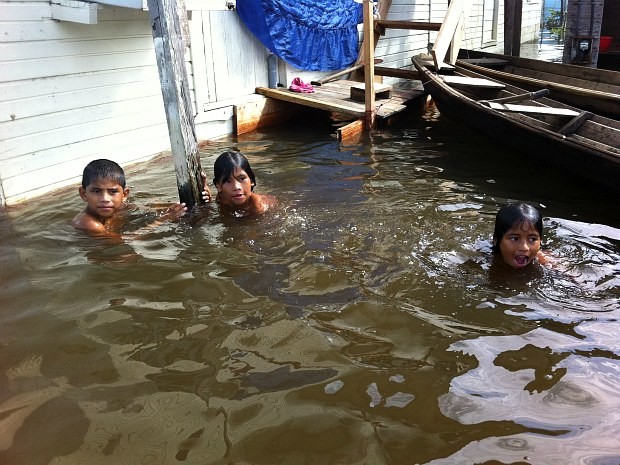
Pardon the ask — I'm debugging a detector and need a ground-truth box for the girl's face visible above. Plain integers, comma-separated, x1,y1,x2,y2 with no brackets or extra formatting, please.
215,167,253,209
498,221,541,268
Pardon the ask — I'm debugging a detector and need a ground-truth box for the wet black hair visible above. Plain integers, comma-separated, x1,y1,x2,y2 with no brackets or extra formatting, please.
213,151,256,191
492,203,543,253
81,159,126,189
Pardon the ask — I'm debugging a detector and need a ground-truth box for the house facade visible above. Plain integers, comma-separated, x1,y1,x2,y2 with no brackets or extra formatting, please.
1,0,544,206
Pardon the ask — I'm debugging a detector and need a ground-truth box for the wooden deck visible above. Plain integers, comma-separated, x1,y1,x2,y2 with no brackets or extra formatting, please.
255,79,426,120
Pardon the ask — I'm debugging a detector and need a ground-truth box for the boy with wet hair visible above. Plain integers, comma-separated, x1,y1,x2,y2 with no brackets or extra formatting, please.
72,159,186,235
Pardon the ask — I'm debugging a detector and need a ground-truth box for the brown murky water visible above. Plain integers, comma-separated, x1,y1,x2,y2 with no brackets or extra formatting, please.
1,108,619,465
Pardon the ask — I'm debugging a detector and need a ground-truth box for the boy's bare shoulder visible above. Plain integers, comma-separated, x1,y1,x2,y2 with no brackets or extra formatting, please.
72,211,106,235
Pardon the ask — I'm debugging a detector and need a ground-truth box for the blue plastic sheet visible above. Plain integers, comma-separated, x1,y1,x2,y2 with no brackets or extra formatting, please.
238,0,363,71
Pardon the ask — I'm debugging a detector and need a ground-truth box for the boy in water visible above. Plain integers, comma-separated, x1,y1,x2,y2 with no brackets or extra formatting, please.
72,159,187,235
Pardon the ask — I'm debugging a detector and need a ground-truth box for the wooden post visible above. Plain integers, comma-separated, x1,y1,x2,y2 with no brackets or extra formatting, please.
504,0,522,56
351,0,392,81
363,0,376,131
431,0,471,70
147,0,204,209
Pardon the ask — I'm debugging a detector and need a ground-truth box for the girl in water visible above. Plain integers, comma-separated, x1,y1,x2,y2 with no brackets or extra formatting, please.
492,203,550,269
203,150,277,217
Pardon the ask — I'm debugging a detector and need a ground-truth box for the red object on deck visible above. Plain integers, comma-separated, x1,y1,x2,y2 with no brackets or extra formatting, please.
600,36,612,53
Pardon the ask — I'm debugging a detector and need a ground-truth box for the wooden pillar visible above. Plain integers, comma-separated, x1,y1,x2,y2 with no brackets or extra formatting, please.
431,0,471,69
351,0,392,81
504,0,522,56
363,0,376,131
146,0,205,209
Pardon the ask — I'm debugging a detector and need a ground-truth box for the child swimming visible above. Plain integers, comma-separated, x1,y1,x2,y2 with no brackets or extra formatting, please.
492,203,550,269
72,159,187,236
203,150,277,217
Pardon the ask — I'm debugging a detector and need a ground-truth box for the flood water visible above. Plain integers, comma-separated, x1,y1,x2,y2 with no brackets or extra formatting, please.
1,106,619,465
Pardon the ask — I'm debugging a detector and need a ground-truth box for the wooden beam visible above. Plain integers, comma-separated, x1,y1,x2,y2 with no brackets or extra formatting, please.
504,0,522,56
337,119,365,142
431,0,472,71
363,0,376,131
558,111,593,135
351,0,392,80
375,66,421,80
375,20,442,32
146,0,205,209
51,0,98,24
310,64,364,86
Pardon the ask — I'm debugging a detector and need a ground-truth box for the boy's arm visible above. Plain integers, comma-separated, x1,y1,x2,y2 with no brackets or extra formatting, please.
151,202,187,226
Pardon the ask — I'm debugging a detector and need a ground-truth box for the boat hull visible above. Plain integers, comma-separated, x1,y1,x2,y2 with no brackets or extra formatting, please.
412,57,620,191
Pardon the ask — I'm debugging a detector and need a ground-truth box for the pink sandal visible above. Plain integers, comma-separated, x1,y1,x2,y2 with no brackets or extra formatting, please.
289,77,315,93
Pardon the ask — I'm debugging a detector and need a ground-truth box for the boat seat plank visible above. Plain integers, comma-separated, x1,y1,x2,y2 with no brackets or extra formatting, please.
486,102,580,117
442,75,505,89
558,111,593,135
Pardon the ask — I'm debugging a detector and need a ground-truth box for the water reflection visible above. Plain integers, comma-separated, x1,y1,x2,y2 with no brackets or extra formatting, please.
1,109,619,465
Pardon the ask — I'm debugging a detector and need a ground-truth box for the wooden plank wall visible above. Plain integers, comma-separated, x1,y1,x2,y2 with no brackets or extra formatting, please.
520,0,543,43
462,0,542,54
0,0,170,205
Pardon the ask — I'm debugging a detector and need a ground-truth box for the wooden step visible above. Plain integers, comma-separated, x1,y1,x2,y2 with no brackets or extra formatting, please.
350,83,393,102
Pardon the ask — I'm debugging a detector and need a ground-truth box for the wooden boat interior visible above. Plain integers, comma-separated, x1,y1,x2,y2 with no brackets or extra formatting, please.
457,50,620,94
427,62,620,151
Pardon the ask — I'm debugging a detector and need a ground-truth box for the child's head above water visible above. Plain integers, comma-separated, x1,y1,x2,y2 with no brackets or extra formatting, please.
213,151,256,191
209,150,276,216
74,158,187,235
81,159,126,189
492,203,544,269
74,159,130,233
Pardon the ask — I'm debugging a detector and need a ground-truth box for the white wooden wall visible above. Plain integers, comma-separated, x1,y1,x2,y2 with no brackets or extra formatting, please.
463,0,542,53
368,0,448,86
521,0,544,43
187,7,270,140
0,1,171,205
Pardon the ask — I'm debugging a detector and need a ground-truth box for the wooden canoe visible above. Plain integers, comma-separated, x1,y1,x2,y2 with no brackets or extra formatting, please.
455,50,620,118
411,56,620,191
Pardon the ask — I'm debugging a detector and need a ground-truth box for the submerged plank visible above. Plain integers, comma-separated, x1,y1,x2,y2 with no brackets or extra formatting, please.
337,119,365,142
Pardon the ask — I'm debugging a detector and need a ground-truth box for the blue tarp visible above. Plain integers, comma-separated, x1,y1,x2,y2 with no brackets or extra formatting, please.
237,0,363,71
